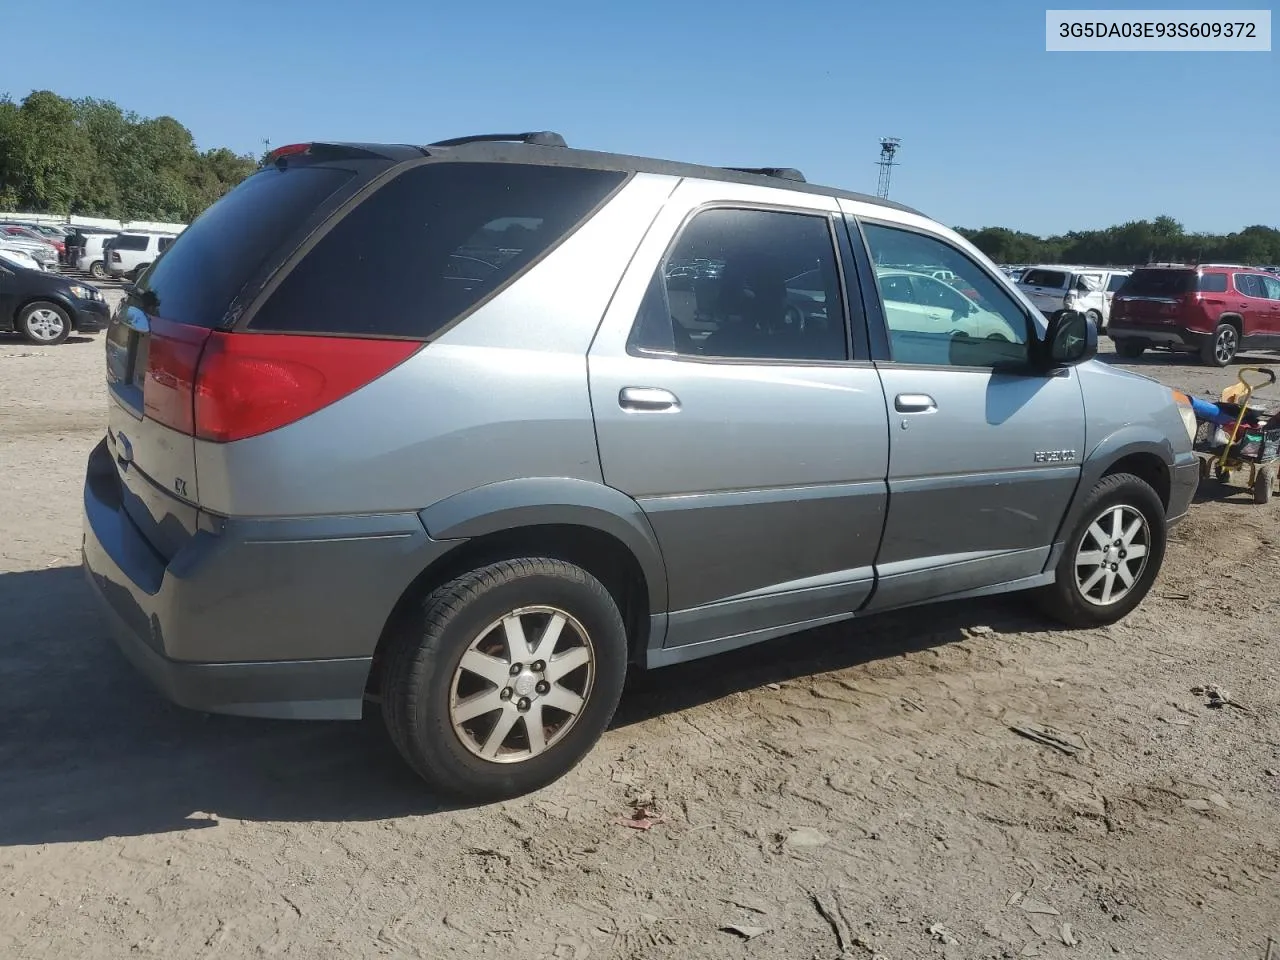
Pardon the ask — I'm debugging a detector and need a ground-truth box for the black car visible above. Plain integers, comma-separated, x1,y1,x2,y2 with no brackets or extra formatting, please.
0,256,110,344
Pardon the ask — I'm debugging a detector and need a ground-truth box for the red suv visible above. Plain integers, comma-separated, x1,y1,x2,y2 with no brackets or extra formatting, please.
1109,265,1280,366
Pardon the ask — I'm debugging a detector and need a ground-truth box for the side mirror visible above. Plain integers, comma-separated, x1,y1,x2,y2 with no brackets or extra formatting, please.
1041,309,1097,369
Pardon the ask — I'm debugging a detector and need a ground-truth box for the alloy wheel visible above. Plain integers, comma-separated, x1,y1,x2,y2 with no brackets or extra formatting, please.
25,308,67,342
1216,327,1238,364
1074,504,1151,606
449,606,595,763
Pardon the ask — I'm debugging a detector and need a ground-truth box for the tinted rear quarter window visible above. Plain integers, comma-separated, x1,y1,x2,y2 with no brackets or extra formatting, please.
136,165,355,328
1020,269,1067,288
115,234,148,251
248,162,627,338
1197,272,1229,293
1121,269,1195,297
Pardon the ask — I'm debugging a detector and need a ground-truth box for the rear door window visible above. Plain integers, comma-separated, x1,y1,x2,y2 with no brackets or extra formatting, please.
1020,269,1067,288
135,165,357,328
115,234,149,251
1107,273,1129,293
1236,274,1266,298
248,162,627,338
1197,272,1229,293
628,207,848,362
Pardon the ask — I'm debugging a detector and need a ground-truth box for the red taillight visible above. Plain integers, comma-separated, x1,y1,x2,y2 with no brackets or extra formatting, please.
265,143,311,164
143,320,420,442
143,318,213,435
111,251,121,262
193,331,420,442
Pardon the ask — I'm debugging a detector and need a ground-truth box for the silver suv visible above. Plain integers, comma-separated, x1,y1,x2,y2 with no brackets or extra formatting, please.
83,133,1200,800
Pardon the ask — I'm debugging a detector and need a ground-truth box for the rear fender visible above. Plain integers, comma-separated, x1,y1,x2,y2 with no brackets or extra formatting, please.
418,477,669,612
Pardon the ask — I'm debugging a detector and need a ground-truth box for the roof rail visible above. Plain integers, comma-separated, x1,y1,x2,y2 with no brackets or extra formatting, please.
427,131,567,148
724,166,807,183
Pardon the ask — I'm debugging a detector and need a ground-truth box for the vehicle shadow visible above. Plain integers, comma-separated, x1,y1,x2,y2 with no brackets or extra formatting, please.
0,564,1057,846
0,334,95,345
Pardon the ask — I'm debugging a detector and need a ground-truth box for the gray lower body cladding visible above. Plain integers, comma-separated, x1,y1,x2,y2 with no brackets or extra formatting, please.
81,439,457,720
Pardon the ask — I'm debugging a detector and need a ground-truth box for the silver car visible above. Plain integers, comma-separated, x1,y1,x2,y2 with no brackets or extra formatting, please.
82,134,1199,800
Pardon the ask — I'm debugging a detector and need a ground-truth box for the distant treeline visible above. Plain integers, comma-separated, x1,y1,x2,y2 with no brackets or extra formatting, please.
0,90,258,223
956,216,1280,267
3,88,1277,262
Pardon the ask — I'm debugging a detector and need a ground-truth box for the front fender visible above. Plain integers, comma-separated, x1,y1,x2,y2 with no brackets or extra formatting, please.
418,477,669,612
1050,426,1180,553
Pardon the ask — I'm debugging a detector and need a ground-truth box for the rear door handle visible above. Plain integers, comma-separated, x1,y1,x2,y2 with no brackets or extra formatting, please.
895,393,937,413
619,386,681,412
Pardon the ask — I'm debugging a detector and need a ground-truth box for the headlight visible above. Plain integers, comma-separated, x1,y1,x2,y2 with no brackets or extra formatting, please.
67,284,100,301
1171,390,1197,443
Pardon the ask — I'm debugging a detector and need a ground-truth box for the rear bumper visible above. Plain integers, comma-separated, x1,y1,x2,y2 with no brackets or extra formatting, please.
81,438,459,719
1108,324,1205,349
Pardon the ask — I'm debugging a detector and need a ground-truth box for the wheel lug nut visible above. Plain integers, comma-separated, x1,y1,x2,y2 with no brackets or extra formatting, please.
535,680,550,695
500,687,512,701
532,660,546,673
509,663,522,676
517,697,531,712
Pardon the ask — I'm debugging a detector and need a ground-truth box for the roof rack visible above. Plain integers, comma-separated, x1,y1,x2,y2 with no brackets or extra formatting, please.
724,166,807,183
427,131,567,148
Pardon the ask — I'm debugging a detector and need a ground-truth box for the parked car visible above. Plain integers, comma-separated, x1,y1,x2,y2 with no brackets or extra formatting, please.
1,222,65,260
65,228,119,271
75,233,121,279
1109,265,1280,366
0,226,59,268
1018,266,1131,331
0,248,42,272
103,232,177,280
0,254,108,343
82,134,1199,801
0,238,50,270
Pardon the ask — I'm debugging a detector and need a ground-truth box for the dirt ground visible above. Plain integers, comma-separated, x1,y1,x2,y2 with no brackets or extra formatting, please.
2,291,1278,960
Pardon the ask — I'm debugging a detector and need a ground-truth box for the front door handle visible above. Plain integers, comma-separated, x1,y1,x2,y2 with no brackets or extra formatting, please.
619,386,681,412
895,393,937,413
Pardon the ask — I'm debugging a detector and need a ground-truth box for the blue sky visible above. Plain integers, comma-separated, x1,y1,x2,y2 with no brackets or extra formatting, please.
3,0,1275,234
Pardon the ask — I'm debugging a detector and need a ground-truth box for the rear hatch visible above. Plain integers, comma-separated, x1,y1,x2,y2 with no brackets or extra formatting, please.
103,151,377,558
1017,268,1070,313
1110,268,1198,324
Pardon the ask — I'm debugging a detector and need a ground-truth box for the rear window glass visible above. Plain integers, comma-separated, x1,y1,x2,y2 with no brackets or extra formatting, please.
1107,274,1129,292
1119,269,1195,297
1198,272,1229,293
248,162,627,338
1020,269,1067,288
135,166,355,328
114,234,149,251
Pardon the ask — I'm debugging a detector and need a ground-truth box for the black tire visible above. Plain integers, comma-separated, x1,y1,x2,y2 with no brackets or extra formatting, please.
1254,465,1274,504
381,558,628,802
16,301,71,345
1114,338,1145,359
1036,472,1167,628
89,260,106,279
1200,323,1238,367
